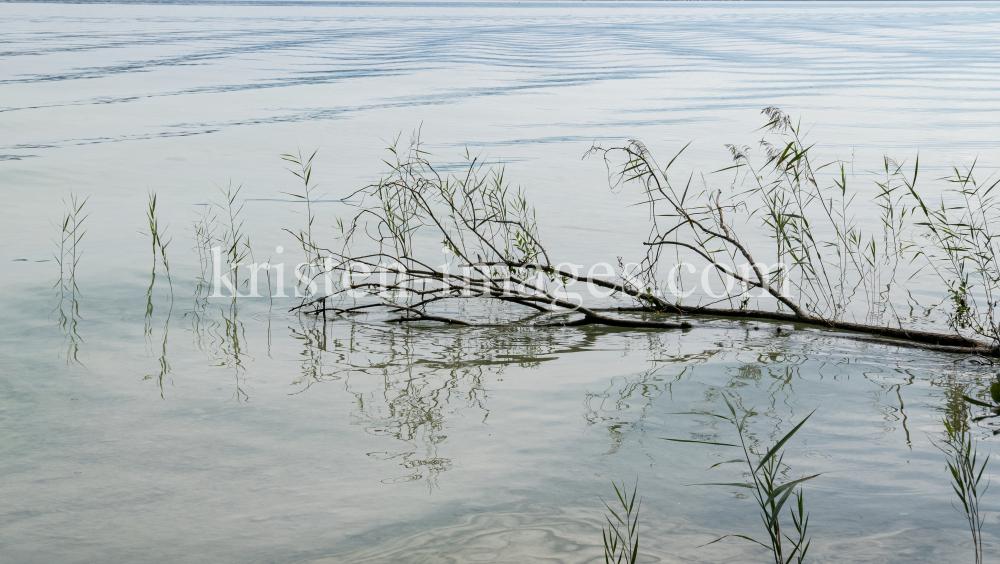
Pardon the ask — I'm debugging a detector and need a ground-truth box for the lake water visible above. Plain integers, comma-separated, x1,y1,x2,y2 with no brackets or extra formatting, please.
2,1,1000,562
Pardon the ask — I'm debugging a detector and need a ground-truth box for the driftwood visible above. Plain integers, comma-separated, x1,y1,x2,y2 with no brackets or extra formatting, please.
286,114,1000,358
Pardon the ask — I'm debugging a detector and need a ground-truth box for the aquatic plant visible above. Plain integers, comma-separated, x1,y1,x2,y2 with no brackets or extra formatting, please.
281,148,321,268
54,192,88,297
191,203,217,283
666,396,816,564
908,163,1000,344
601,481,640,564
173,186,254,400
141,190,172,293
139,191,174,397
211,181,252,298
141,191,169,338
186,202,220,353
586,107,990,353
53,192,88,366
932,419,988,564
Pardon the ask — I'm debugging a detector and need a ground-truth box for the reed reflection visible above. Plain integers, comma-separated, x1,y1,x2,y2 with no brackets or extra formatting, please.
183,280,250,401
183,201,252,401
583,328,1000,468
185,294,250,402
142,295,174,398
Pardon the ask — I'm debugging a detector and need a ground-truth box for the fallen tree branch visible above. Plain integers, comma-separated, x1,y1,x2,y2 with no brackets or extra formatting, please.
281,119,1000,358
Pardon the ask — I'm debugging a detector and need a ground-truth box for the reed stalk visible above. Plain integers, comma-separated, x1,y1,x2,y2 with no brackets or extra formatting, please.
139,191,174,397
602,481,641,564
281,148,320,268
52,193,88,366
212,181,251,299
932,419,988,564
666,395,817,564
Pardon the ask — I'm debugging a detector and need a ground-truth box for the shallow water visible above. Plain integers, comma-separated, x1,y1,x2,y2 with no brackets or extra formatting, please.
2,2,1000,563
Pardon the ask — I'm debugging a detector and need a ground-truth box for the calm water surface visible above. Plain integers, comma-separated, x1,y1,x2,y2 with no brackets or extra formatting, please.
2,2,1000,562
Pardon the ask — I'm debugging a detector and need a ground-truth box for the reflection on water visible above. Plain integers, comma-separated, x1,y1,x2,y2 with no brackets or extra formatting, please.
584,364,691,455
142,293,173,398
580,329,997,456
21,263,1000,563
250,318,1000,562
6,2,1000,562
288,316,337,391
179,203,257,401
936,376,975,433
31,187,1000,561
184,271,252,401
184,274,213,356
213,303,251,402
290,321,495,487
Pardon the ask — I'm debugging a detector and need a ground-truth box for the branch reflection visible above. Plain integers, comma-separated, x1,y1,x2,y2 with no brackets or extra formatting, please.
289,319,612,487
